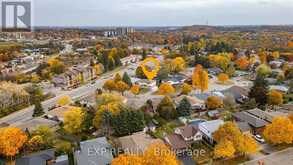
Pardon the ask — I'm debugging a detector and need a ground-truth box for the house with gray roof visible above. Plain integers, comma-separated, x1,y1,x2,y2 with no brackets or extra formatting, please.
233,111,269,134
15,149,55,165
74,137,113,165
198,119,224,144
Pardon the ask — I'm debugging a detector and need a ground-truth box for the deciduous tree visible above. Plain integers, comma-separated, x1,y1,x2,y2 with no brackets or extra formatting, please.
122,72,132,87
130,84,140,96
205,96,223,110
170,57,186,73
192,65,209,93
217,73,229,84
267,90,283,107
115,81,129,95
157,96,177,120
181,83,192,95
0,127,27,157
214,139,235,159
63,107,85,134
263,117,293,144
235,56,250,70
57,95,71,106
158,83,175,95
103,80,116,92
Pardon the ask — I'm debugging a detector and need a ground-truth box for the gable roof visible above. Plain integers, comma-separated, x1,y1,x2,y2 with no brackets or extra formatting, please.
75,137,113,165
233,111,268,128
236,121,251,133
118,131,163,155
198,120,224,138
177,125,199,139
222,86,249,99
165,134,188,150
16,149,55,165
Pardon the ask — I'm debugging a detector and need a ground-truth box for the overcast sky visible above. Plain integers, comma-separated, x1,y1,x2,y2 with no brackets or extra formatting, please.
34,0,293,26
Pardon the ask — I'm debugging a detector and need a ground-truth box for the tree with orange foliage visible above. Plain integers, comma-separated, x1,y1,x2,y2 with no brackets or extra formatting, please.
115,81,129,95
0,127,27,157
143,143,181,165
130,84,140,96
263,117,293,144
192,65,209,93
214,139,235,159
217,73,229,84
158,83,175,95
103,80,116,92
258,51,267,64
271,51,280,60
205,96,223,110
111,154,143,165
112,143,180,165
267,90,283,107
288,114,293,123
235,56,250,70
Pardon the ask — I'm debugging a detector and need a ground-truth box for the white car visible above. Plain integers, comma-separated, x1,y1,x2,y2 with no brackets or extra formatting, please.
254,134,265,143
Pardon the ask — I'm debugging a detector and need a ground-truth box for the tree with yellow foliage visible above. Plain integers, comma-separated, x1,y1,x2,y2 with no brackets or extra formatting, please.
181,83,192,95
93,93,123,129
263,117,293,144
213,122,259,158
214,139,235,159
267,90,283,107
192,65,209,93
271,51,280,60
115,81,129,95
103,80,116,92
217,73,229,84
143,143,181,165
235,56,250,70
205,96,223,110
57,95,71,106
258,51,267,64
170,57,186,73
112,143,180,165
289,114,293,123
158,83,175,95
130,84,140,96
94,64,104,76
63,107,85,134
47,58,65,74
208,53,231,71
111,154,143,165
0,127,27,157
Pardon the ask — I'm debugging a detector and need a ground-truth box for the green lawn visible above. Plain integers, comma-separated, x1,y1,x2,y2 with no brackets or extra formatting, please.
151,119,183,139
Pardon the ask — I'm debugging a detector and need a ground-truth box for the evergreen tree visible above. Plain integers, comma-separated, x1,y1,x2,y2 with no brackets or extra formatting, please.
122,72,132,87
142,49,147,60
177,97,191,117
33,99,44,117
135,66,147,79
249,75,268,107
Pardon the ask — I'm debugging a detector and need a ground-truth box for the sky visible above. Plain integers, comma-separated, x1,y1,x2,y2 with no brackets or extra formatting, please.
33,0,293,26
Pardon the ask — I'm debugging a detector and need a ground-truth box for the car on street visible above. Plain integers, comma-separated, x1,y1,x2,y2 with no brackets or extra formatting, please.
254,134,265,143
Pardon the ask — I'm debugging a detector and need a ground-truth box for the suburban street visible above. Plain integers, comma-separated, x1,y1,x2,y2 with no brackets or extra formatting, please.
0,63,138,125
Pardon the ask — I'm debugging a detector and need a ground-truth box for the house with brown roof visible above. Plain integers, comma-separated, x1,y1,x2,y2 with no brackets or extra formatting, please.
118,131,163,155
52,65,96,89
165,125,202,151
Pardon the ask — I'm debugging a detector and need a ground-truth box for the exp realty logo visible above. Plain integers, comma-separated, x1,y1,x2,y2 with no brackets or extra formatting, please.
1,0,32,32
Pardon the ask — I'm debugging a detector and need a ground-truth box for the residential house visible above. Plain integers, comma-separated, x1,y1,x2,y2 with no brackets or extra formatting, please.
198,120,224,144
46,106,79,122
165,125,202,151
52,65,96,89
232,110,269,135
221,86,249,103
74,137,113,165
236,121,251,135
15,149,57,165
118,131,163,155
13,118,58,132
269,85,289,94
174,95,205,110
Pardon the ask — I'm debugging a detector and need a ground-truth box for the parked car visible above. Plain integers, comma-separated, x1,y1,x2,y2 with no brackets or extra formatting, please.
254,134,265,143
